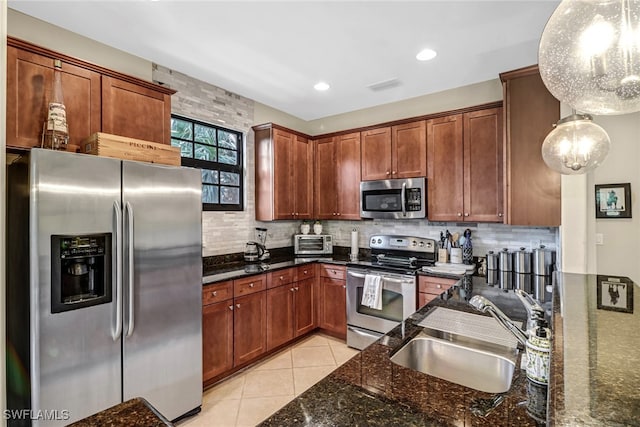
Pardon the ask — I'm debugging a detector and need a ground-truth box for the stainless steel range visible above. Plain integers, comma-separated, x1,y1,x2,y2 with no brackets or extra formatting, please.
346,235,436,350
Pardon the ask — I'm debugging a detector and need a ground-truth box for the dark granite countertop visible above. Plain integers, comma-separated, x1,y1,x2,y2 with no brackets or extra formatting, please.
68,397,173,426
549,272,640,426
259,276,546,426
202,255,351,284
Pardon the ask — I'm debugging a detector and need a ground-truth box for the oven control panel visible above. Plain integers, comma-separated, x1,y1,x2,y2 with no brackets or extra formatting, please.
369,235,435,253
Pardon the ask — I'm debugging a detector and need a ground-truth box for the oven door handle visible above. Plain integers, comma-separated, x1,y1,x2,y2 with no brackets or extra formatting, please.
347,271,411,284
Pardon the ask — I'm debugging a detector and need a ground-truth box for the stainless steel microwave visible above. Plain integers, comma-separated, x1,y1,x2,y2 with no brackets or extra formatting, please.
360,177,426,219
293,234,333,255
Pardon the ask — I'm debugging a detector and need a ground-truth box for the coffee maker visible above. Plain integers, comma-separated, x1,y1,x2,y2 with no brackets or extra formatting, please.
244,228,270,262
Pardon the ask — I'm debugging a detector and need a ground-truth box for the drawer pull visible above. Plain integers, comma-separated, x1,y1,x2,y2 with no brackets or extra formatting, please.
249,283,254,288
279,276,284,280
437,284,442,289
303,270,308,274
211,291,217,297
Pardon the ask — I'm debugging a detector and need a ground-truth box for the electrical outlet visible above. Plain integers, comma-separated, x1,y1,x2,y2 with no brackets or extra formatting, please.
596,233,604,245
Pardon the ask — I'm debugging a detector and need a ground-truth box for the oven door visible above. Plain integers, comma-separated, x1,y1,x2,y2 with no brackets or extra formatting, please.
346,268,416,349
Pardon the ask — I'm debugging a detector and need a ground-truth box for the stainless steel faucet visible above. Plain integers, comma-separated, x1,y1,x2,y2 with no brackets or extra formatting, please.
469,294,529,346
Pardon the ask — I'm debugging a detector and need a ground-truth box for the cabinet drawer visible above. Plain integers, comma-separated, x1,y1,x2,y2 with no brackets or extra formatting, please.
203,280,233,306
418,275,457,294
267,268,296,289
296,264,316,280
234,274,266,297
320,264,345,280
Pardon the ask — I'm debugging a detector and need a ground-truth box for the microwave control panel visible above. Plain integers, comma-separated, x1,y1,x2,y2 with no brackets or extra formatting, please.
406,188,422,211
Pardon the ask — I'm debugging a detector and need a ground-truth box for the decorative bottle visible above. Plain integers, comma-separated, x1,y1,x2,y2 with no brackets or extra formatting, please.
42,59,69,150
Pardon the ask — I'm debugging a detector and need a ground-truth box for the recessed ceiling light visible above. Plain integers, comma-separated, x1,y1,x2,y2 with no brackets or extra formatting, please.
314,82,330,91
416,49,437,61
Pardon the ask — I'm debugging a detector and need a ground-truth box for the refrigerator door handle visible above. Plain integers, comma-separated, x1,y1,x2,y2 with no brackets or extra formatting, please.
112,201,123,340
125,201,135,337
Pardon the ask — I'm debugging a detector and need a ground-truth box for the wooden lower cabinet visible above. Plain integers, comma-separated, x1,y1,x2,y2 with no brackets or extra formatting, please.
267,272,317,351
417,275,458,308
202,300,234,382
319,265,347,339
266,284,295,350
233,291,267,366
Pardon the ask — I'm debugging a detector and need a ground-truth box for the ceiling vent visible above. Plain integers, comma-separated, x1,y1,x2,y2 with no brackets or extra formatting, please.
367,78,401,92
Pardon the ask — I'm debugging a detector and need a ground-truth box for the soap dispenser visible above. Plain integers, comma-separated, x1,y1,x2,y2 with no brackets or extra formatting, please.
525,316,551,385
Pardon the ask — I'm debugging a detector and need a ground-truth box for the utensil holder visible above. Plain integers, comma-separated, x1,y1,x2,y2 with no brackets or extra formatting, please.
450,248,462,264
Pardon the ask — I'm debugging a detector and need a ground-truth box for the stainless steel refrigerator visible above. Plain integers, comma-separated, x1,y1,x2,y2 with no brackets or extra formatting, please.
7,149,203,426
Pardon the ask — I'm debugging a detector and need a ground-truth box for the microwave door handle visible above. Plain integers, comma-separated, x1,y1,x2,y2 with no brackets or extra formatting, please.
401,182,407,217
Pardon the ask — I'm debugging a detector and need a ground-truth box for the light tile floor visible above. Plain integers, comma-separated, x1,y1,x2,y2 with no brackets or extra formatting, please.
178,333,360,427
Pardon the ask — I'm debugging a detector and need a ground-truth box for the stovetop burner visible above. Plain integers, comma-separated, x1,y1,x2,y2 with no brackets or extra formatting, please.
348,234,437,274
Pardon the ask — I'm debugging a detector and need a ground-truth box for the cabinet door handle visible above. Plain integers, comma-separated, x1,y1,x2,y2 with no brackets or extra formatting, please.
498,213,503,217
294,287,299,291
464,213,469,217
332,212,337,216
337,213,341,216
392,170,396,174
386,171,390,175
457,212,462,217
211,291,217,297
236,304,240,309
290,288,295,292
229,305,234,311
342,285,346,289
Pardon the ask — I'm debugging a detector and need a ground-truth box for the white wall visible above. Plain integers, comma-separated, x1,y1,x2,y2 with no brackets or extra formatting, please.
591,113,640,281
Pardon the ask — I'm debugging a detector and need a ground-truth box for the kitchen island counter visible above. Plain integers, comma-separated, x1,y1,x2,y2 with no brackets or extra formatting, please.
260,273,640,426
260,276,541,426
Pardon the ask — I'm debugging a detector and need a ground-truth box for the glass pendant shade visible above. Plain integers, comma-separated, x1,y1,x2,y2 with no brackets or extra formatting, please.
541,114,611,174
538,0,640,115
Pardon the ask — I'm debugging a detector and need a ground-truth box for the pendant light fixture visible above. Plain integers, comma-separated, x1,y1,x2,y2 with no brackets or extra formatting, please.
541,113,611,174
538,0,640,115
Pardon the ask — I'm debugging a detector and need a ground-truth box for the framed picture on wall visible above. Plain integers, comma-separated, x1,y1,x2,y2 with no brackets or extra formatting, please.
595,183,632,219
596,275,634,313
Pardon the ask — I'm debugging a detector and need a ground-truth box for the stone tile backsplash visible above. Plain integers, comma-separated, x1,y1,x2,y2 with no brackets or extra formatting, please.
153,63,559,262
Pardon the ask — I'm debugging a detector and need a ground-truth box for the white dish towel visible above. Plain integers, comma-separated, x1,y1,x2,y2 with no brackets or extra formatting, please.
361,274,383,310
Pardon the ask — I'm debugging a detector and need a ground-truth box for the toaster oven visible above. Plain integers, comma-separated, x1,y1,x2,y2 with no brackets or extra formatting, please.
293,234,333,256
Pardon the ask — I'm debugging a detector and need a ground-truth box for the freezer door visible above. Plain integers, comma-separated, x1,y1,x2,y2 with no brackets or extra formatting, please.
121,161,203,420
29,149,122,425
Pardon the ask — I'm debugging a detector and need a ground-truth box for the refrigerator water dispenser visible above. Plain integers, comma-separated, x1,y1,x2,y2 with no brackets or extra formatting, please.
51,233,112,313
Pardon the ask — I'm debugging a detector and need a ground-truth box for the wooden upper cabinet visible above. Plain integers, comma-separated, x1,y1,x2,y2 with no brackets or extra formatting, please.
428,109,503,223
361,127,392,180
314,136,338,218
464,108,503,222
427,115,464,221
254,124,313,220
392,120,427,179
501,66,561,226
314,132,361,220
361,121,427,181
6,37,175,150
101,76,172,145
292,134,314,218
6,44,101,150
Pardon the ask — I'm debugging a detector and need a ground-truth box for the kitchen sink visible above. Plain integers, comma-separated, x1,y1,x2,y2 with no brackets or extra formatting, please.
390,329,519,394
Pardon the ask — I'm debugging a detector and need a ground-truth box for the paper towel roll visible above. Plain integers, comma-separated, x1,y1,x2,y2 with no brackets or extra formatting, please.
350,230,359,255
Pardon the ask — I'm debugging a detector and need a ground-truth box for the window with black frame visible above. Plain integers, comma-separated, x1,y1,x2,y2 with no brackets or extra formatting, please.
170,115,243,211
